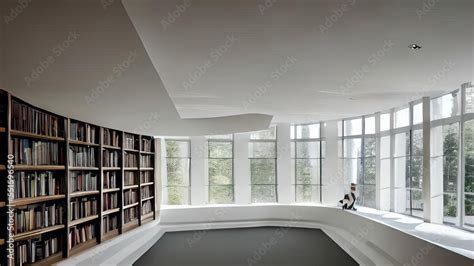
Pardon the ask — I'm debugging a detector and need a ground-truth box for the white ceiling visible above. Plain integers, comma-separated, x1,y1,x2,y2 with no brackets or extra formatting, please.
123,0,473,123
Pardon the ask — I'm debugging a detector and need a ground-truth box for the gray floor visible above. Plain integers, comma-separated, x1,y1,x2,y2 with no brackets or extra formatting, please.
134,227,358,266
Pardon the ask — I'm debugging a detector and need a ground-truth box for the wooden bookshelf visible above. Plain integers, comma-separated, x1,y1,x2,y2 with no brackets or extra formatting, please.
0,89,158,265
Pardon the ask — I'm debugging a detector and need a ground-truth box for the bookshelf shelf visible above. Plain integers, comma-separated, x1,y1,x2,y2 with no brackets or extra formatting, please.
123,202,139,209
1,89,159,265
14,165,65,171
11,195,66,206
102,145,121,150
13,224,65,241
70,191,100,198
103,188,120,193
10,129,65,142
69,215,99,227
102,208,120,216
69,139,99,147
69,167,99,171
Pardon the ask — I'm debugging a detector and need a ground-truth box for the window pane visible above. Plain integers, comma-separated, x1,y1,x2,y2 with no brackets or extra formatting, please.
431,91,461,120
295,159,320,184
362,185,376,208
251,185,277,203
209,185,233,204
296,185,320,202
251,159,276,184
249,142,276,158
209,159,233,185
206,134,233,140
466,87,474,113
380,113,391,131
364,137,376,157
381,136,390,159
290,125,295,139
296,124,320,139
463,120,474,229
395,108,409,128
166,140,190,157
464,194,474,230
296,141,320,158
344,118,362,136
413,102,423,125
365,116,375,134
411,189,423,218
250,126,276,140
344,158,362,184
412,129,423,156
167,186,188,205
343,138,362,158
209,142,232,158
394,132,409,157
364,157,376,185
166,158,190,186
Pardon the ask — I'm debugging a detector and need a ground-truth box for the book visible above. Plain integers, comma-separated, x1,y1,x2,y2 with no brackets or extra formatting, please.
141,186,153,199
14,171,60,199
124,133,137,150
15,203,64,234
69,197,97,221
124,189,138,205
103,192,118,211
124,152,137,168
16,236,60,265
140,154,152,168
102,215,118,233
103,150,119,167
141,137,153,152
103,128,120,147
68,223,95,249
124,172,138,186
142,200,152,216
124,206,138,224
68,146,97,167
11,100,62,137
70,171,97,193
70,121,97,144
103,172,117,189
140,171,153,183
12,138,63,165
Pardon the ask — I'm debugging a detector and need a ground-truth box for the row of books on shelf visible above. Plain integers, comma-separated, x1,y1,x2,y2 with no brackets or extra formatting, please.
140,155,153,168
70,172,97,193
142,200,153,216
12,100,62,138
124,172,138,186
141,186,153,198
70,198,97,221
140,171,153,183
103,129,120,147
102,215,118,234
103,150,120,167
12,138,63,165
16,236,60,266
141,138,153,152
124,190,138,205
124,207,138,223
0,92,6,127
124,133,138,150
68,146,96,167
103,193,118,211
69,224,95,250
15,204,64,234
70,121,97,144
124,152,138,167
103,172,117,189
14,171,60,199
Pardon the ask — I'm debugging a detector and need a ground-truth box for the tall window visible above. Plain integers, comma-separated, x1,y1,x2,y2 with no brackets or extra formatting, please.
291,123,323,203
249,126,277,203
207,135,234,204
165,139,190,205
463,85,473,230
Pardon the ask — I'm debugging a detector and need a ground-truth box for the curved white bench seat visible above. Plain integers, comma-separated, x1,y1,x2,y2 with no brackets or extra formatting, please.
57,205,473,266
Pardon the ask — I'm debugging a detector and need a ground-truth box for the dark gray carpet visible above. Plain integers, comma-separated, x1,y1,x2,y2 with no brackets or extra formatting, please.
134,227,358,266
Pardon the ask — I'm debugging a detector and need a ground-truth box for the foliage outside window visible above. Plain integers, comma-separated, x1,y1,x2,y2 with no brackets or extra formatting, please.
166,140,190,205
208,135,234,204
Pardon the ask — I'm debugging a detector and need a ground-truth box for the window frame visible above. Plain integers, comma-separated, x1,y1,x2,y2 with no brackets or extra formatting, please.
165,138,191,205
207,135,235,204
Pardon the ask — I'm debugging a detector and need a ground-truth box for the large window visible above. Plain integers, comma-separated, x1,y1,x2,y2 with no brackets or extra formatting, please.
249,126,277,203
208,135,234,204
291,123,322,203
463,85,474,230
165,139,191,205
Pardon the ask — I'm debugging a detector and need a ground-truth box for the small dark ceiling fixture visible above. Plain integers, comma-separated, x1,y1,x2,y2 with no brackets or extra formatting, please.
409,44,422,50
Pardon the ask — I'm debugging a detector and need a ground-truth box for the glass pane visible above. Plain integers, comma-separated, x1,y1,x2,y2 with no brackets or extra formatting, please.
364,137,376,157
443,193,458,225
443,123,459,194
252,185,277,203
380,136,390,159
290,141,295,158
248,142,276,158
362,185,376,208
466,87,474,113
167,186,188,205
209,141,232,158
465,120,474,194
251,159,276,184
395,108,409,128
296,124,320,139
411,189,423,218
166,158,190,186
250,126,276,140
364,157,376,185
412,129,423,156
343,138,362,158
209,159,233,185
296,141,320,158
344,158,362,184
209,185,234,204
411,156,423,189
206,134,233,140
464,194,474,230
380,113,391,131
290,125,295,140
295,159,320,184
365,116,375,134
413,102,423,125
431,91,461,120
296,185,320,203
394,132,409,157
166,140,189,157
344,118,362,136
